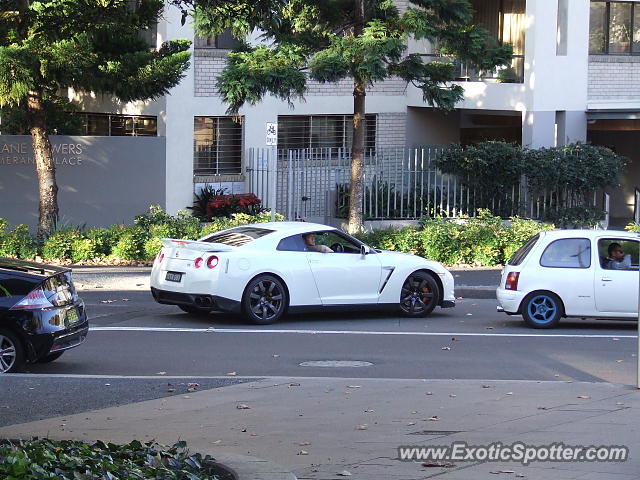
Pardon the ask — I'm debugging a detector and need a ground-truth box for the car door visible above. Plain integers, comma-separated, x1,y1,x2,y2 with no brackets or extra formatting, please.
305,231,382,305
594,238,639,316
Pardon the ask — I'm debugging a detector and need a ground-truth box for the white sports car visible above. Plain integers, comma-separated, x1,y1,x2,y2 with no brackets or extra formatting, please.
150,222,455,324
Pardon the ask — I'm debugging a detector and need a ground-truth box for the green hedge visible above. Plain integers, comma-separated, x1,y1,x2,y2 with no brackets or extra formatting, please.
0,206,282,263
356,210,554,266
0,207,553,265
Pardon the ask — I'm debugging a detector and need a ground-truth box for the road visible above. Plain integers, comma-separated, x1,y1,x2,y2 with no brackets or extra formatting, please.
1,268,637,427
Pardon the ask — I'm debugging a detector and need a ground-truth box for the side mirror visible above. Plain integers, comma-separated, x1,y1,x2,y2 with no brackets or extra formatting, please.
360,245,369,256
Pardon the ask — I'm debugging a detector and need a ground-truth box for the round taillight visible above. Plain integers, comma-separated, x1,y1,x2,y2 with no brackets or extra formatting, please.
206,255,219,269
194,257,204,268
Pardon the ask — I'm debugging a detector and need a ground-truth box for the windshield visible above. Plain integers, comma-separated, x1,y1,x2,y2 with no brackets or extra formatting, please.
202,227,274,247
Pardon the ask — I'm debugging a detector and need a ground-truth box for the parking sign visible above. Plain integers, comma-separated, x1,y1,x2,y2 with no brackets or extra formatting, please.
266,122,278,146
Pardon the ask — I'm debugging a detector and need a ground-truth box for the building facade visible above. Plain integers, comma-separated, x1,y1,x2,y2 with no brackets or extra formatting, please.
2,0,638,229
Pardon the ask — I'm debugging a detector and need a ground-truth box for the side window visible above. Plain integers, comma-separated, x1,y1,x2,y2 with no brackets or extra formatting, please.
277,235,307,252
598,239,638,270
315,231,361,253
540,238,591,268
508,234,539,266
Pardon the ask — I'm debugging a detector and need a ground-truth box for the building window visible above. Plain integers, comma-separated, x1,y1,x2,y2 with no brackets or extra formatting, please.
277,115,377,151
194,116,243,175
194,28,241,49
590,1,640,54
80,113,157,136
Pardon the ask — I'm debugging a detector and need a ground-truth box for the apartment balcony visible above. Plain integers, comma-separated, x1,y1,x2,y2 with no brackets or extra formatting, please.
420,54,525,84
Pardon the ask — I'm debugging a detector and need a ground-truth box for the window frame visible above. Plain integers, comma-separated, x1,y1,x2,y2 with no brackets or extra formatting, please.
80,113,157,136
193,116,244,175
590,0,640,55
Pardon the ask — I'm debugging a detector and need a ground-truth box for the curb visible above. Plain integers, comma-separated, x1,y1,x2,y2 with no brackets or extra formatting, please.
213,452,297,480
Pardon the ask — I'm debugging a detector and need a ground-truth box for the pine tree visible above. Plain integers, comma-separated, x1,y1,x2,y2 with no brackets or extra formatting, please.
175,0,511,232
0,0,191,240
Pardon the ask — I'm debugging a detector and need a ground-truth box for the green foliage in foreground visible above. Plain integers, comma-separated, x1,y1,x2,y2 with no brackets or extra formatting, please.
0,438,230,480
356,210,555,266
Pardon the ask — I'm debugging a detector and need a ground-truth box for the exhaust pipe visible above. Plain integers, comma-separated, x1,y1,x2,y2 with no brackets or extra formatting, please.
195,296,212,306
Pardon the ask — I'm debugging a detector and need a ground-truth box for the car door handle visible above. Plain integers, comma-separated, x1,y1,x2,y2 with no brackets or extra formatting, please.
601,277,612,282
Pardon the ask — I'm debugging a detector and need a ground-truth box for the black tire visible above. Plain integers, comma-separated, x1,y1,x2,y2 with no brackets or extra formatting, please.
399,271,440,317
521,291,563,329
0,329,25,373
36,351,64,363
178,305,211,315
242,274,288,325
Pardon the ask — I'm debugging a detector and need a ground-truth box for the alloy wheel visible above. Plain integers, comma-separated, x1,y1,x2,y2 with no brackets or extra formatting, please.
400,273,438,316
0,334,17,373
248,278,285,323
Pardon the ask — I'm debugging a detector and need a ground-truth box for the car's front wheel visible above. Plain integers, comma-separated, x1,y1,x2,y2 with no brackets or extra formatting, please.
399,271,440,317
0,329,25,373
521,292,563,328
242,275,288,325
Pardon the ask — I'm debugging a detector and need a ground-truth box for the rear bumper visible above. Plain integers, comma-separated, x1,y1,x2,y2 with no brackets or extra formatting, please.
496,288,524,314
151,287,241,314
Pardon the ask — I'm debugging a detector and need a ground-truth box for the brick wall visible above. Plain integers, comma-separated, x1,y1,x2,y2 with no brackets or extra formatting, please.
194,51,227,97
588,56,640,102
377,112,407,146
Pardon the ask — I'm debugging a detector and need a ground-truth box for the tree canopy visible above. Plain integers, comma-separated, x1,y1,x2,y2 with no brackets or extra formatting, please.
175,0,512,231
0,0,191,237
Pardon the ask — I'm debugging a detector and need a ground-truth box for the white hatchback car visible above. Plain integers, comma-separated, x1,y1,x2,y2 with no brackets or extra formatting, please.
497,229,639,328
150,222,455,324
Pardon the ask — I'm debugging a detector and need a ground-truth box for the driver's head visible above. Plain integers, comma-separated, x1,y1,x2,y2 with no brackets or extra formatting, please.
303,233,315,246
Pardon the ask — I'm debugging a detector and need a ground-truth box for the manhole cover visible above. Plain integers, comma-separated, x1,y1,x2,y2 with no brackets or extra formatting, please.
299,360,373,368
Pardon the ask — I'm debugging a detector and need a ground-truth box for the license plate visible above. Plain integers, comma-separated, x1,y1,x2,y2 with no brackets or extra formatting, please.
166,271,183,282
67,308,79,324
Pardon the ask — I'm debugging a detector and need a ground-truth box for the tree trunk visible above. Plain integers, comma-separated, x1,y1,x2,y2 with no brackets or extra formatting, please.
347,81,366,234
347,0,366,234
27,90,58,241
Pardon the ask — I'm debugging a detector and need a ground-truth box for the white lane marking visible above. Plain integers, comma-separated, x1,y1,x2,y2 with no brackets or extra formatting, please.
90,326,636,339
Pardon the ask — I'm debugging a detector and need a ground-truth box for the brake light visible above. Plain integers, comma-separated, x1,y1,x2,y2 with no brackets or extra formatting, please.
158,251,165,263
10,287,54,310
505,271,520,290
194,257,203,268
206,255,219,269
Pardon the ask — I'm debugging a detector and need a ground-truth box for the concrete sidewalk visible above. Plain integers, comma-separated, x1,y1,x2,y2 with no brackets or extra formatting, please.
2,377,638,479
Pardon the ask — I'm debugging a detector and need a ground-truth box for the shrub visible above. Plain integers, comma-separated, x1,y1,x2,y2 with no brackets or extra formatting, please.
42,228,83,259
111,225,149,260
0,439,230,480
456,210,505,266
200,211,283,237
189,185,228,220
85,227,118,257
205,193,265,218
418,218,463,264
0,224,37,259
625,222,640,233
71,237,99,262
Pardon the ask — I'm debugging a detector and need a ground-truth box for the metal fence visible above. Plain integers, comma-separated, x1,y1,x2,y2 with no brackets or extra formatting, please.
245,147,601,222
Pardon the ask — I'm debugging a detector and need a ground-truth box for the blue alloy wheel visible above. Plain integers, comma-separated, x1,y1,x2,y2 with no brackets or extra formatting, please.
522,292,562,329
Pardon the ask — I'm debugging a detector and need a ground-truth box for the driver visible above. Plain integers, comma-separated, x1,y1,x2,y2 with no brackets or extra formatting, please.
303,233,333,253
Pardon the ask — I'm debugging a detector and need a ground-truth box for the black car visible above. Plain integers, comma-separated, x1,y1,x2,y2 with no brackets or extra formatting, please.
0,258,88,373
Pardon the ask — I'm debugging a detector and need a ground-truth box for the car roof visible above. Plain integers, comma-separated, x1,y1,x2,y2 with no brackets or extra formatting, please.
540,229,640,240
235,222,337,236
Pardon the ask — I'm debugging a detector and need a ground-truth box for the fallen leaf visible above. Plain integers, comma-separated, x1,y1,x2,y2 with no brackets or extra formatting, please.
272,354,280,358
299,442,311,446
156,371,167,375
167,388,176,393
226,372,237,376
616,402,625,406
425,392,433,395
449,394,456,398
104,383,111,386
613,338,620,341
616,360,624,363
428,416,439,421
506,392,513,395
289,382,301,387
183,396,191,399
441,346,451,350
364,409,374,413
336,470,352,476
411,411,418,414
250,433,257,437
237,404,251,410
356,424,368,430
515,474,526,478
466,313,473,316
577,395,591,399
499,470,515,473
554,374,560,377
122,298,130,301
486,326,494,330
407,422,416,426
537,406,548,410
482,385,492,388
347,385,361,388
211,440,221,444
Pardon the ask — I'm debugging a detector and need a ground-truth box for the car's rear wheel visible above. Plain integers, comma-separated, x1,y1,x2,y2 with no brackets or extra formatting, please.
522,292,562,328
178,305,211,316
36,351,64,363
242,275,288,325
0,329,25,373
399,271,440,317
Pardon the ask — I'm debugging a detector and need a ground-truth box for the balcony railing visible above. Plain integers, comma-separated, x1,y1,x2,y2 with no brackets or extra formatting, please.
421,54,525,84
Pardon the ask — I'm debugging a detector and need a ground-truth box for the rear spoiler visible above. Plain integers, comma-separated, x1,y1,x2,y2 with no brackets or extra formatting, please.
161,238,234,252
